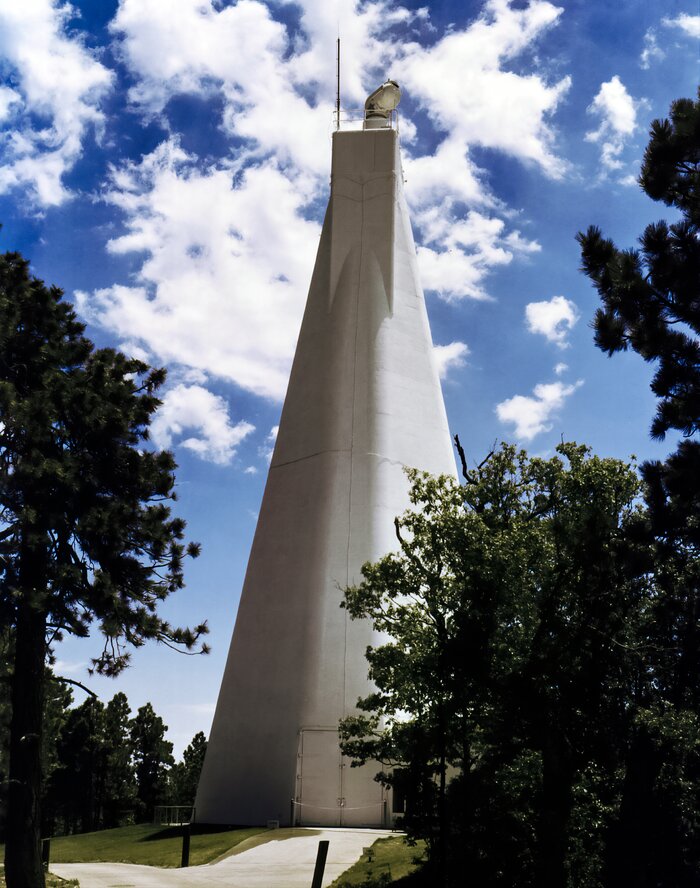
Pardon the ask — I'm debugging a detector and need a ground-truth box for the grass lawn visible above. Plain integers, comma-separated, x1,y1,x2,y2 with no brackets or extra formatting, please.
42,823,267,868
0,872,78,888
329,836,427,886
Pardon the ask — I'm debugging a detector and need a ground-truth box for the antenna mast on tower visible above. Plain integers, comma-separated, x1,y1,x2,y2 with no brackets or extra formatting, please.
336,37,341,130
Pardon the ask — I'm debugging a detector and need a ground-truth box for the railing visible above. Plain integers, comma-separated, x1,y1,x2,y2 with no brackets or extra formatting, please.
153,804,195,825
335,108,399,132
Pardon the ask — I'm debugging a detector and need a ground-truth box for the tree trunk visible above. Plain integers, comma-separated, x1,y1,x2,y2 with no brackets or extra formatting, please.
537,733,574,888
603,726,662,888
5,596,47,888
437,742,448,888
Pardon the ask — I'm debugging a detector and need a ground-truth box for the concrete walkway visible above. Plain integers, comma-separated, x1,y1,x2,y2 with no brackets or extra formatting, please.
51,828,397,888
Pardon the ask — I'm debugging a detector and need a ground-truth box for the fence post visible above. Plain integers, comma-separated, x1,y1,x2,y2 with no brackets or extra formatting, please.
310,840,329,888
41,838,50,871
180,822,191,868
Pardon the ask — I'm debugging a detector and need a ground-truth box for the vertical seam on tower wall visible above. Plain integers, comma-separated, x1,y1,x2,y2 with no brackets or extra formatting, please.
343,173,365,740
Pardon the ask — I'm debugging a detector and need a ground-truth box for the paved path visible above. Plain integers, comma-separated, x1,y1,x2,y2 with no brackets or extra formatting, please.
51,828,397,888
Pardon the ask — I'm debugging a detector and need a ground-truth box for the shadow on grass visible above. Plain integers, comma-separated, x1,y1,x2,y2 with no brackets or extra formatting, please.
138,824,247,843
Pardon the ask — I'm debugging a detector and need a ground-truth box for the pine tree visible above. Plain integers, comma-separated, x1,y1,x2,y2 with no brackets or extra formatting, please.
578,92,699,445
578,91,700,887
46,698,106,835
169,731,207,809
130,703,174,821
101,693,137,828
0,250,208,888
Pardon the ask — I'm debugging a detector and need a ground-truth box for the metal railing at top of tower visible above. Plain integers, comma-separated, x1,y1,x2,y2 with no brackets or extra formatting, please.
335,78,402,132
335,107,400,132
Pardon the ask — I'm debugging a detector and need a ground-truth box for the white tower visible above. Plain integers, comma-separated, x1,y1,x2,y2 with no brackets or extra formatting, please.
196,85,456,827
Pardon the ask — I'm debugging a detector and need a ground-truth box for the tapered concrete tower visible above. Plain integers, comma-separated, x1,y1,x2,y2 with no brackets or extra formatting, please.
196,85,456,827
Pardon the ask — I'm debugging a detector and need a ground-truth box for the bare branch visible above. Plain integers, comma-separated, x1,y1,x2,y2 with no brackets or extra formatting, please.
50,675,97,698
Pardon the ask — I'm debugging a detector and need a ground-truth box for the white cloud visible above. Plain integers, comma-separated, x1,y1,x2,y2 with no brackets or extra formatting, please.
77,139,320,400
554,362,568,375
496,379,583,440
77,0,576,417
640,28,664,69
433,342,470,379
111,0,326,174
401,0,571,182
0,87,21,123
403,139,492,212
110,0,286,113
397,1,565,299
585,76,639,172
52,659,87,676
109,0,420,177
525,295,579,348
663,14,700,39
108,0,568,306
0,0,112,205
415,208,541,300
259,425,279,464
113,0,566,181
150,383,254,465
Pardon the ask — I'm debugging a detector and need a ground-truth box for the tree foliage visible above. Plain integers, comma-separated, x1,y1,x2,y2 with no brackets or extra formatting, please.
341,92,700,888
341,443,649,888
0,251,207,888
578,91,699,442
130,702,174,821
169,731,207,808
29,685,202,836
578,92,700,886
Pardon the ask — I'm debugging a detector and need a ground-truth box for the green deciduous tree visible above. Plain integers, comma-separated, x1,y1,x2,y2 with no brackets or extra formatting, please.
341,443,645,888
0,250,208,888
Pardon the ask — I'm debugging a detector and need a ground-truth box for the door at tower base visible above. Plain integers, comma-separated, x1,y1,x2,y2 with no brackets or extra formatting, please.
195,124,456,828
295,729,387,827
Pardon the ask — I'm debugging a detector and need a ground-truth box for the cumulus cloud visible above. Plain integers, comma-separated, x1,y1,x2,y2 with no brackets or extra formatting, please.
109,0,421,176
0,0,112,205
259,425,279,464
554,362,568,376
496,379,583,440
663,14,700,39
640,29,665,69
107,0,567,305
525,295,579,348
396,0,566,299
77,139,319,400
433,342,470,379
585,76,639,172
402,0,570,181
150,383,254,464
415,208,541,300
76,0,575,422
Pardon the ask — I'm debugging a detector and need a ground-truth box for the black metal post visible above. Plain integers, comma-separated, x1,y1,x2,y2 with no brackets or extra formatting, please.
311,840,329,888
41,838,50,871
180,822,191,868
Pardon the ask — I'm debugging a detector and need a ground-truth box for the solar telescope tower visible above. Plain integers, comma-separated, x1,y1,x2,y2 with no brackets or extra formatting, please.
196,82,456,827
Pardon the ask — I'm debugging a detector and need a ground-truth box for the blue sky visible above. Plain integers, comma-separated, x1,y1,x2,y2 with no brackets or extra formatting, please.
1,0,697,757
